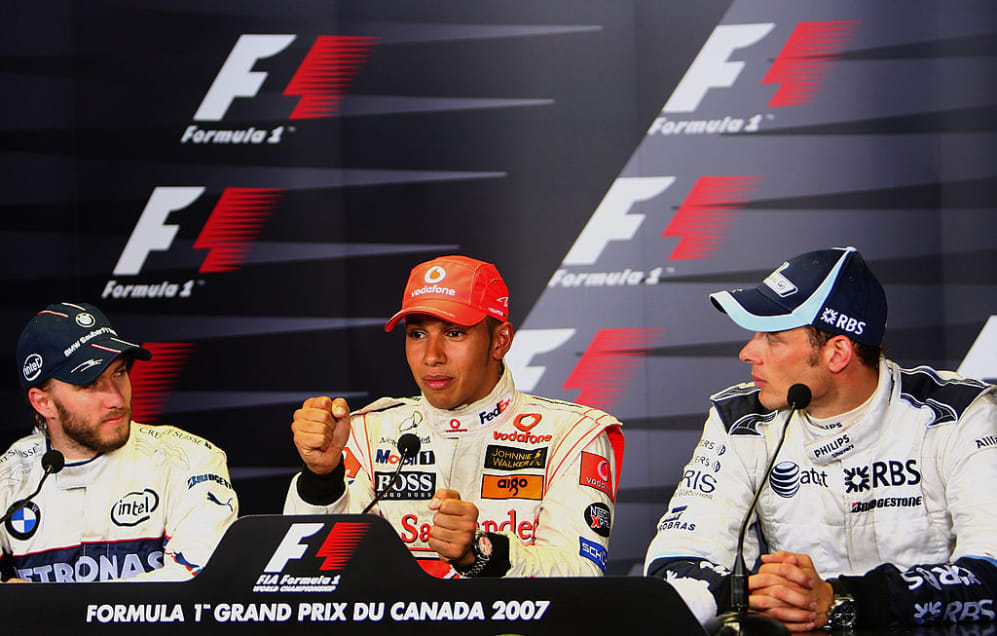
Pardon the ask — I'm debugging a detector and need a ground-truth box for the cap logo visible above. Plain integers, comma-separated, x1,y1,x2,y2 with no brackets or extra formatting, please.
22,354,43,382
71,358,104,374
820,308,866,337
75,312,96,328
763,262,797,297
424,266,447,284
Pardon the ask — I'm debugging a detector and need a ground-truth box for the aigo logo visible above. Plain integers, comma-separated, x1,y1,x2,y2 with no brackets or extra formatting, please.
183,34,377,145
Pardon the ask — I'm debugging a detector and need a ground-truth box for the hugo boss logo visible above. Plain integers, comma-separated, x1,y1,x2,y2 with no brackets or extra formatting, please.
111,489,160,527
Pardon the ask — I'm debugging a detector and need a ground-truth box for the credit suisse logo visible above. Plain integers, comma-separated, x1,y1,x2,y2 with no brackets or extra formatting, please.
184,34,378,145
104,187,284,301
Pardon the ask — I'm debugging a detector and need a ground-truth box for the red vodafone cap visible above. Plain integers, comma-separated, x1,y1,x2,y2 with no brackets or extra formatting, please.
384,255,510,332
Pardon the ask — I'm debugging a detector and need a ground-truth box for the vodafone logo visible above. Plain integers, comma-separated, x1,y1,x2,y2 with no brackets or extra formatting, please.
596,457,611,483
424,266,447,284
514,413,542,432
183,34,377,145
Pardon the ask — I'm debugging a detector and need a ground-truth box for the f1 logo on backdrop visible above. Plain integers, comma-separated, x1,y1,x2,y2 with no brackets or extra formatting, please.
104,187,284,299
182,34,378,145
649,21,858,137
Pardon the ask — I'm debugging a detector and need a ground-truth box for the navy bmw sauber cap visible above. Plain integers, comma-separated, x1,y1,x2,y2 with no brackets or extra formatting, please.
16,302,152,390
709,247,887,346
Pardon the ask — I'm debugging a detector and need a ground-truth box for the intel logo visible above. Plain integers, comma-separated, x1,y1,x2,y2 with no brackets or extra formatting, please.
22,354,43,382
111,489,159,527
769,461,800,498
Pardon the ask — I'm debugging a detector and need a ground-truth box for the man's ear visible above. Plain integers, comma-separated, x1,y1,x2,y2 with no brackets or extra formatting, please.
492,321,515,360
28,386,56,420
825,336,856,374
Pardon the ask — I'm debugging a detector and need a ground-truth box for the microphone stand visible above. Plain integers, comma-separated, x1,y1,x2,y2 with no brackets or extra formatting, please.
712,385,811,636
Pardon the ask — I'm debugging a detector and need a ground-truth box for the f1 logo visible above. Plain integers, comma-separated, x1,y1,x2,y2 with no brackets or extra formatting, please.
113,186,283,275
194,34,377,121
264,522,368,573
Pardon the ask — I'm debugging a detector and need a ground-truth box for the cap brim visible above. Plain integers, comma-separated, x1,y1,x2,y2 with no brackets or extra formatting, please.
710,289,811,333
51,337,152,386
384,301,488,332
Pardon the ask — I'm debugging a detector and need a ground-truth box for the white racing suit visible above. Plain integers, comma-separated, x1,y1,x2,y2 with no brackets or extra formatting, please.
645,360,997,627
285,365,624,577
0,422,238,582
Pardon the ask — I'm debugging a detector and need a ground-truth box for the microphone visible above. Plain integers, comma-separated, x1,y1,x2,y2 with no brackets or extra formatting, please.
1,449,65,525
713,384,811,636
361,434,421,514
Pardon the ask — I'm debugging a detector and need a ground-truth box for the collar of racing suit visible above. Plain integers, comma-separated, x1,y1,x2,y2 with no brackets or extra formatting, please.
52,421,135,489
802,359,892,466
422,363,519,438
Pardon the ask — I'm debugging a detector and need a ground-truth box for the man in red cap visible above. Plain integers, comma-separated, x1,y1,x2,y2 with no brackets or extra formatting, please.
284,255,624,578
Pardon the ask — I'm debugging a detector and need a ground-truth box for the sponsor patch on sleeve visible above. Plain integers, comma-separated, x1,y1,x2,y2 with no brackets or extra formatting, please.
584,503,612,537
480,474,544,500
579,451,615,501
579,536,608,573
343,448,362,480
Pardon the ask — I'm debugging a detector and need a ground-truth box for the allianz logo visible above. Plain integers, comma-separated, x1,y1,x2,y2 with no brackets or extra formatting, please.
769,462,828,498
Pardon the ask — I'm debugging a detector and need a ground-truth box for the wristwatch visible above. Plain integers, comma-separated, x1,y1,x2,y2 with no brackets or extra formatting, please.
826,592,857,631
455,529,492,577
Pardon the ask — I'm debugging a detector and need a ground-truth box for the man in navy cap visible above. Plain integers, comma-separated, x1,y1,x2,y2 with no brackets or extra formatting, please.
1,302,237,582
644,247,997,630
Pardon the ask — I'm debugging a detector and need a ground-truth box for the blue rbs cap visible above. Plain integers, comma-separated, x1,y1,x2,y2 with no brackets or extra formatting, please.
16,302,152,390
709,247,887,346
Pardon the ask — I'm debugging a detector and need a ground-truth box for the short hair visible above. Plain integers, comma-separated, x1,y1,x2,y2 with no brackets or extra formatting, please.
805,326,883,370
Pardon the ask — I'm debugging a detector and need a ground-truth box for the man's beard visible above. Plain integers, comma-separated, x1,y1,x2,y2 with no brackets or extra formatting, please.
54,400,131,455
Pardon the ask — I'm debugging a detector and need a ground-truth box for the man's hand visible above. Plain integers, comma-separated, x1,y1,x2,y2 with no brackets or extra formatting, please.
290,396,351,475
748,551,834,632
427,489,479,568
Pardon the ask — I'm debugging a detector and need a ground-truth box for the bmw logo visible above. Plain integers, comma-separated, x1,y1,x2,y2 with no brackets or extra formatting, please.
5,501,41,540
75,312,96,328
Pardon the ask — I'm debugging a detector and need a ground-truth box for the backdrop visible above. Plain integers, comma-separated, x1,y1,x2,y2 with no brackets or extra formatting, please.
2,0,995,575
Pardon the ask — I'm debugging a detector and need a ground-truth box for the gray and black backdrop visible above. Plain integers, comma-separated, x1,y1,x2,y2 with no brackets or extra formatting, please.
2,0,995,575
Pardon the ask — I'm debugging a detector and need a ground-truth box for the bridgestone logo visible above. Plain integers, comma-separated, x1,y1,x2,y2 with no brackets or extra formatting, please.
850,495,922,513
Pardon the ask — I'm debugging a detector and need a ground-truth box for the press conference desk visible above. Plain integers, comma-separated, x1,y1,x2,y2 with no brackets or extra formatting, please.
2,515,993,635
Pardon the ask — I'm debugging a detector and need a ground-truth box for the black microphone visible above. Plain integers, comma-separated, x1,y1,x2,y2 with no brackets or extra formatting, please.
1,449,65,525
361,434,421,514
713,384,811,636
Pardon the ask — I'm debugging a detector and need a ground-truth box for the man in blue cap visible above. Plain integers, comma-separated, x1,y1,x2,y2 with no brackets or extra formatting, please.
1,302,237,582
645,247,997,631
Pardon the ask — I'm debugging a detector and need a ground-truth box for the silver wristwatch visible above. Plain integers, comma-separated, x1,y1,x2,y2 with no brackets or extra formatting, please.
455,529,492,577
826,592,856,630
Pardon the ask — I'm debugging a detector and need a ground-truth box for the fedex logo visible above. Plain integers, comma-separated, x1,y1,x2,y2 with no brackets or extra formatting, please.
182,34,376,145
112,187,283,277
655,21,857,130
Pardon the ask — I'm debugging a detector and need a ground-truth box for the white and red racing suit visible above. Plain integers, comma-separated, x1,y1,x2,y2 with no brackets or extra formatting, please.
0,422,238,582
284,365,624,577
645,360,997,627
